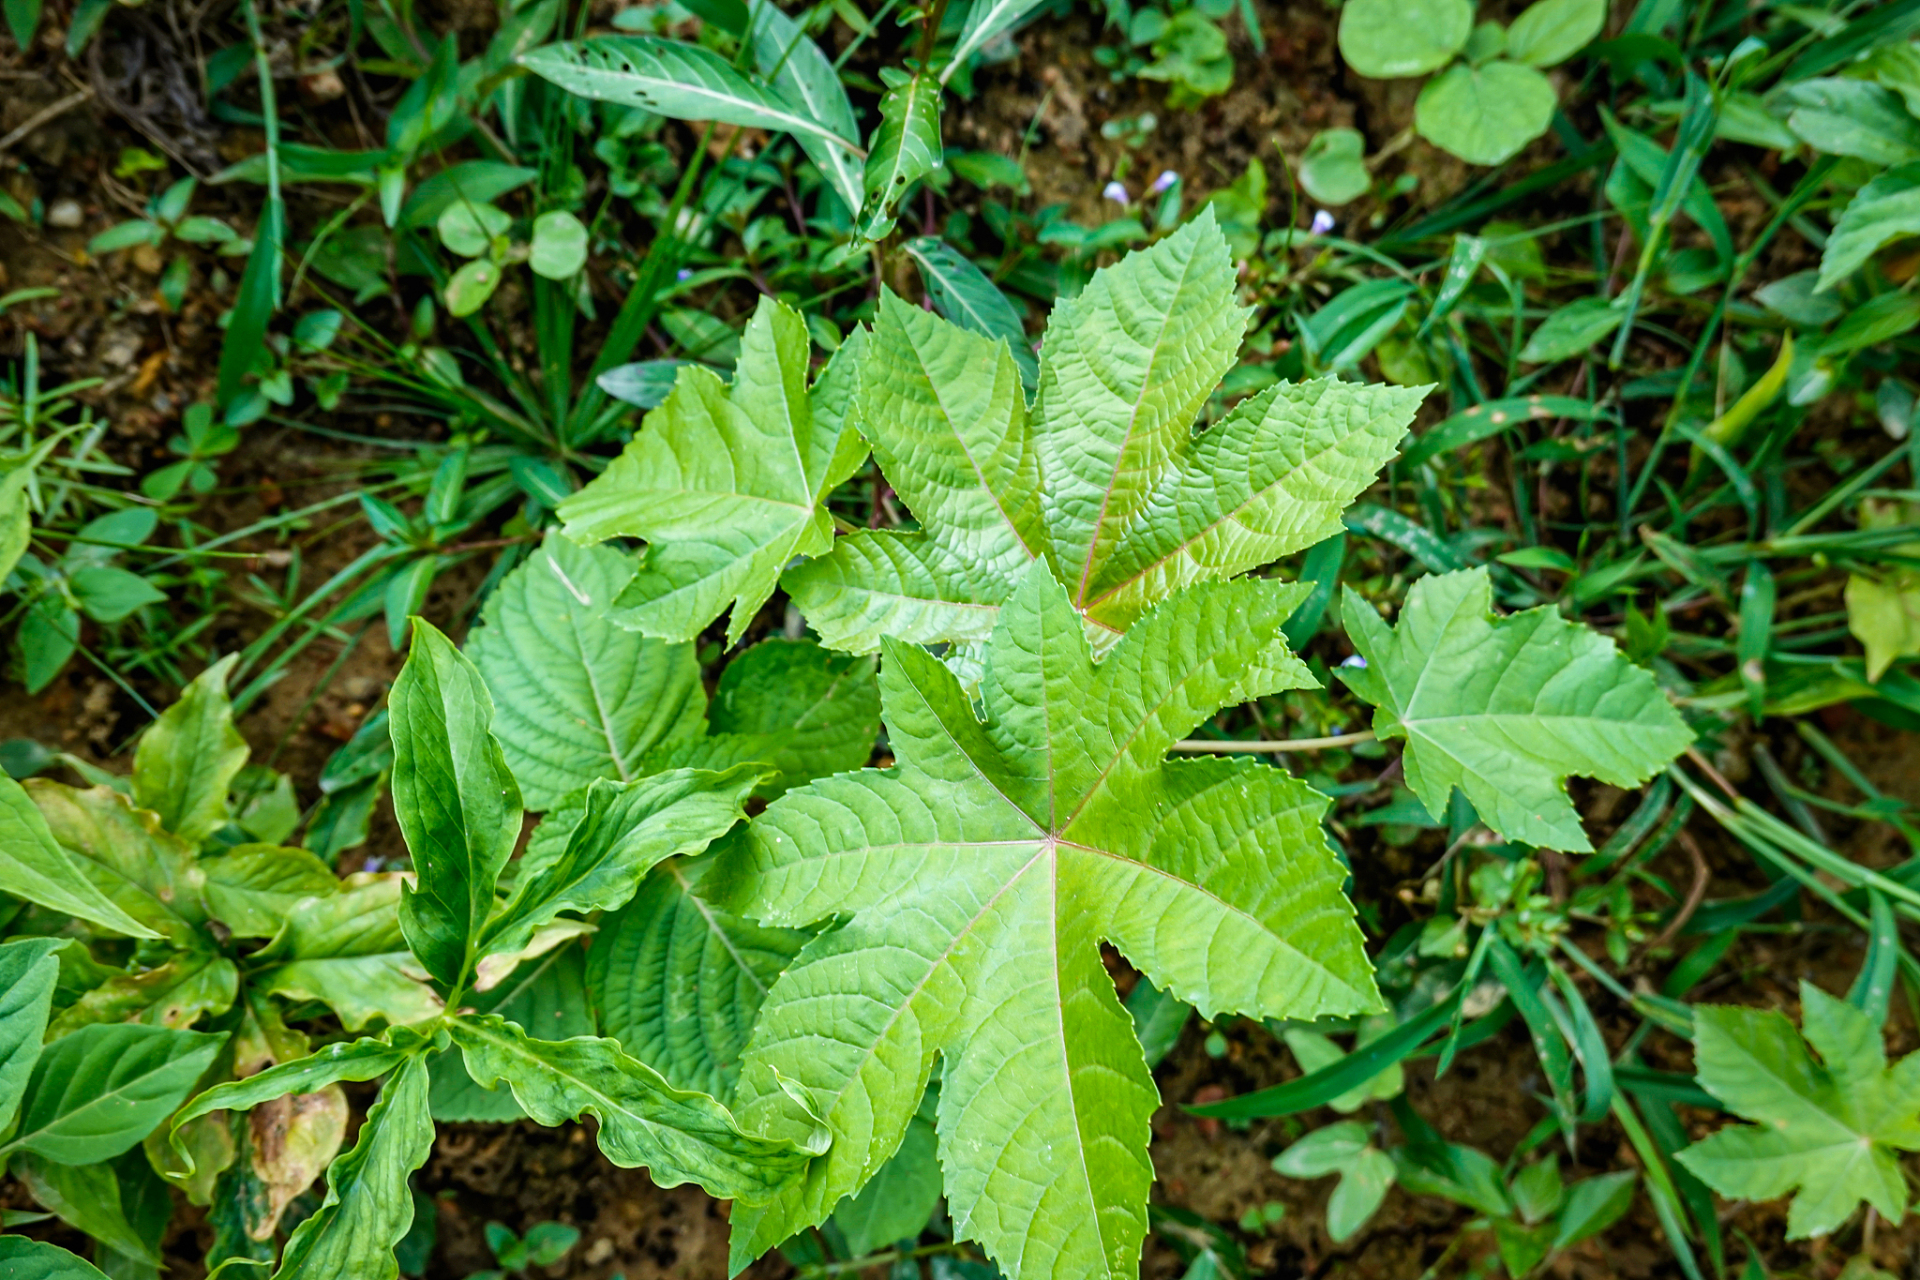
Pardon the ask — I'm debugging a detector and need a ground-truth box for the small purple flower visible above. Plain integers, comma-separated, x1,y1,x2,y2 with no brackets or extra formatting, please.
1102,180,1131,207
1339,653,1367,669
676,267,694,282
1149,169,1179,194
1310,209,1336,236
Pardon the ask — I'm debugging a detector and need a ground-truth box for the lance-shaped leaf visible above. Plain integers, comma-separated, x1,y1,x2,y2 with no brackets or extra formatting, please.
7,1024,226,1164
588,848,813,1099
785,214,1424,649
1677,983,1920,1238
174,1036,415,1148
904,236,1038,390
253,875,444,1030
746,0,863,216
271,1055,435,1280
713,563,1379,1279
447,1014,808,1202
479,765,764,958
430,947,595,1122
390,621,522,992
0,939,61,1133
520,37,864,159
468,532,706,810
48,949,238,1035
0,776,158,938
0,1236,111,1279
25,782,207,945
943,0,1048,82
1338,568,1693,851
558,299,869,645
859,74,942,241
131,654,249,845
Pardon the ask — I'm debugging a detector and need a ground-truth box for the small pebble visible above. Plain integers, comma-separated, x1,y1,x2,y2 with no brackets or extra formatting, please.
46,198,83,228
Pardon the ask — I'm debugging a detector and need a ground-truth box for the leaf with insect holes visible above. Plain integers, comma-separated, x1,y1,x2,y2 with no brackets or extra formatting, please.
859,73,942,241
712,562,1379,1280
1338,568,1693,851
785,214,1424,652
556,297,869,646
1678,983,1920,1238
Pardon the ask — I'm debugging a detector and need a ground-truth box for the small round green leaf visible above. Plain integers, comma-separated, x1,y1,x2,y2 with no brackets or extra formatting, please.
528,210,589,279
436,202,512,258
1464,19,1507,65
1338,0,1472,78
444,258,502,317
1506,0,1605,68
1415,61,1557,166
1298,128,1370,205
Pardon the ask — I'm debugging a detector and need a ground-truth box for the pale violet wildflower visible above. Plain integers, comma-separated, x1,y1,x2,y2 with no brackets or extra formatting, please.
1339,653,1367,669
1149,169,1179,194
1102,180,1130,207
1310,209,1336,236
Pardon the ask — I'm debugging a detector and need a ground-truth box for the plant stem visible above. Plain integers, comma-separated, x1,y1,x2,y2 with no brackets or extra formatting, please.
1168,730,1377,754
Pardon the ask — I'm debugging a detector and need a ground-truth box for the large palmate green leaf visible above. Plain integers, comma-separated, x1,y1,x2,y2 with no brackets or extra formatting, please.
786,214,1424,649
5,1023,226,1164
390,621,522,993
713,563,1379,1279
1338,568,1693,851
446,1014,808,1202
588,848,813,1099
558,298,868,645
1677,984,1920,1238
0,776,158,939
271,1055,435,1280
467,532,705,811
131,654,249,845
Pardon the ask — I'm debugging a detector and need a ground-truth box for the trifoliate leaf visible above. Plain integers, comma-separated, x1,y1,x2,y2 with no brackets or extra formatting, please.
713,562,1380,1280
1677,983,1920,1238
786,214,1424,650
1339,568,1692,851
557,297,868,645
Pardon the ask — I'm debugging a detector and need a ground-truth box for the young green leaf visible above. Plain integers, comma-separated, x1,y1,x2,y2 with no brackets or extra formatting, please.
1414,61,1558,167
903,236,1038,390
714,564,1379,1279
468,532,706,809
786,215,1423,649
8,1023,226,1164
1271,1122,1395,1242
558,298,869,645
1298,128,1371,206
1819,162,1920,291
1677,984,1920,1238
1504,0,1604,68
1844,503,1920,682
859,74,942,241
446,1014,808,1202
390,621,522,994
0,939,61,1133
478,765,764,959
587,849,814,1099
1338,0,1472,77
1339,568,1693,851
271,1056,435,1280
253,874,444,1030
0,777,160,939
14,1155,162,1266
528,210,588,279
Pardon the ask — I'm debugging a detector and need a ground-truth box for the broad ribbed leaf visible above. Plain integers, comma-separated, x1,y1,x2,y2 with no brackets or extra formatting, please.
0,939,61,1133
588,849,813,1098
26,782,206,945
131,654,249,845
430,948,595,1122
904,236,1038,390
468,532,706,809
390,621,522,992
272,1055,434,1280
1338,568,1693,851
558,298,869,645
645,638,880,798
1677,984,1920,1238
0,776,157,938
253,875,443,1030
520,37,864,158
786,215,1423,648
9,1024,226,1164
746,0,863,215
859,74,942,241
480,766,764,958
713,563,1378,1279
447,1014,807,1202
